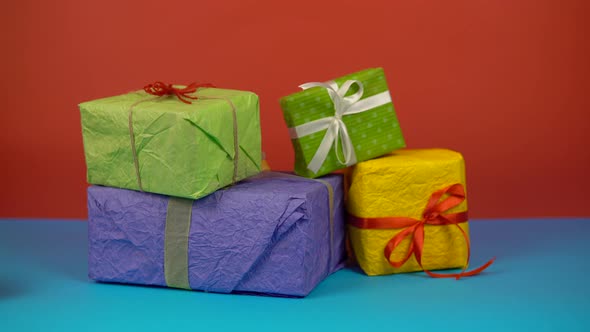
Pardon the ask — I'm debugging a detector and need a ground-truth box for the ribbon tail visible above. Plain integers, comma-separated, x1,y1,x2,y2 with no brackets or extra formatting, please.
423,258,496,279
455,223,471,271
183,94,200,101
412,223,425,267
332,121,345,165
175,92,192,104
307,122,338,173
337,119,357,166
384,225,417,268
421,214,494,279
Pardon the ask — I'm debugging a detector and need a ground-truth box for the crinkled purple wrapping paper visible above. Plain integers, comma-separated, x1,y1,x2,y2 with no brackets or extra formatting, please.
87,172,345,297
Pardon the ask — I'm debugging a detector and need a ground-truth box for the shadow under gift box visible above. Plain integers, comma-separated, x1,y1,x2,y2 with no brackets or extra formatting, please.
87,172,346,297
79,87,262,200
347,149,470,276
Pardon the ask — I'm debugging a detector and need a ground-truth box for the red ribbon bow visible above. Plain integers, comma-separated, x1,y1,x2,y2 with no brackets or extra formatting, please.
143,82,216,104
349,183,495,279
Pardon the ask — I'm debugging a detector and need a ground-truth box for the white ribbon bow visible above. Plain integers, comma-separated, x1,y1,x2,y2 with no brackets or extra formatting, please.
288,80,392,173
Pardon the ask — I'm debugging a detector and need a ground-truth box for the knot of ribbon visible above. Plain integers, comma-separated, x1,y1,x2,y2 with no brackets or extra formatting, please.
144,82,216,104
128,82,241,193
288,80,392,173
349,183,495,279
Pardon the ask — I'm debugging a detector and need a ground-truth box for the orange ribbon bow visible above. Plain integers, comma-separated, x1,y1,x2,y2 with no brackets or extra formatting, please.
144,82,216,104
348,183,495,279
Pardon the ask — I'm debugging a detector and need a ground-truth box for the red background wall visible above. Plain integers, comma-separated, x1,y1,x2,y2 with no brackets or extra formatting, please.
1,0,588,219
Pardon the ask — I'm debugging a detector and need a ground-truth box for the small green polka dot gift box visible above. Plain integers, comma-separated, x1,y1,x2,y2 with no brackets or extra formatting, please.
280,68,406,178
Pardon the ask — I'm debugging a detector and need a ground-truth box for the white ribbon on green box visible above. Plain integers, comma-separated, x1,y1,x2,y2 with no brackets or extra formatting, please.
288,80,392,173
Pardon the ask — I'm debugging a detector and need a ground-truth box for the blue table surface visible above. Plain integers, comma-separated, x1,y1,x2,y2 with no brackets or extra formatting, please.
1,218,589,332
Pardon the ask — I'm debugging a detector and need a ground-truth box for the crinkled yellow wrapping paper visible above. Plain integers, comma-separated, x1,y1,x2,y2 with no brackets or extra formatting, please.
347,149,470,276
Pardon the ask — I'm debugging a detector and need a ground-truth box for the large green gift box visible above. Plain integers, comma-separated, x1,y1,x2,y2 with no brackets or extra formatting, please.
280,68,405,178
80,87,261,200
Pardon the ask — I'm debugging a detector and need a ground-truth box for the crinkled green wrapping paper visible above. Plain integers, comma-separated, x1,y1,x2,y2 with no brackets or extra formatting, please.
80,88,261,199
280,68,405,178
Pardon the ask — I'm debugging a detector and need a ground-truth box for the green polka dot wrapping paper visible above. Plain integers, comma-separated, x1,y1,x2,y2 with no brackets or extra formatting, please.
280,68,406,178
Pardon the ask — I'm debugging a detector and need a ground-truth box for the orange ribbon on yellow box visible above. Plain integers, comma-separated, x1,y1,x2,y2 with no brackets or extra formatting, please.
349,183,495,279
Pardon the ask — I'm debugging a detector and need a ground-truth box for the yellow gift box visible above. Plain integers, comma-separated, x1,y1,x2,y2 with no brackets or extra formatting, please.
347,149,472,276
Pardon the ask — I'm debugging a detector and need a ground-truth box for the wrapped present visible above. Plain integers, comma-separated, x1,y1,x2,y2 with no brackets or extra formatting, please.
280,68,405,178
88,171,346,297
80,82,261,200
346,149,494,278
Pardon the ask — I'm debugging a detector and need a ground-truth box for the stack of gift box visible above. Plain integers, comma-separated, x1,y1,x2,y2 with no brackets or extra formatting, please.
80,68,493,297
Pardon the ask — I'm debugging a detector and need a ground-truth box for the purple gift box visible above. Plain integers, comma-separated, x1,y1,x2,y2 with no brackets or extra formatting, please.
87,172,346,297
